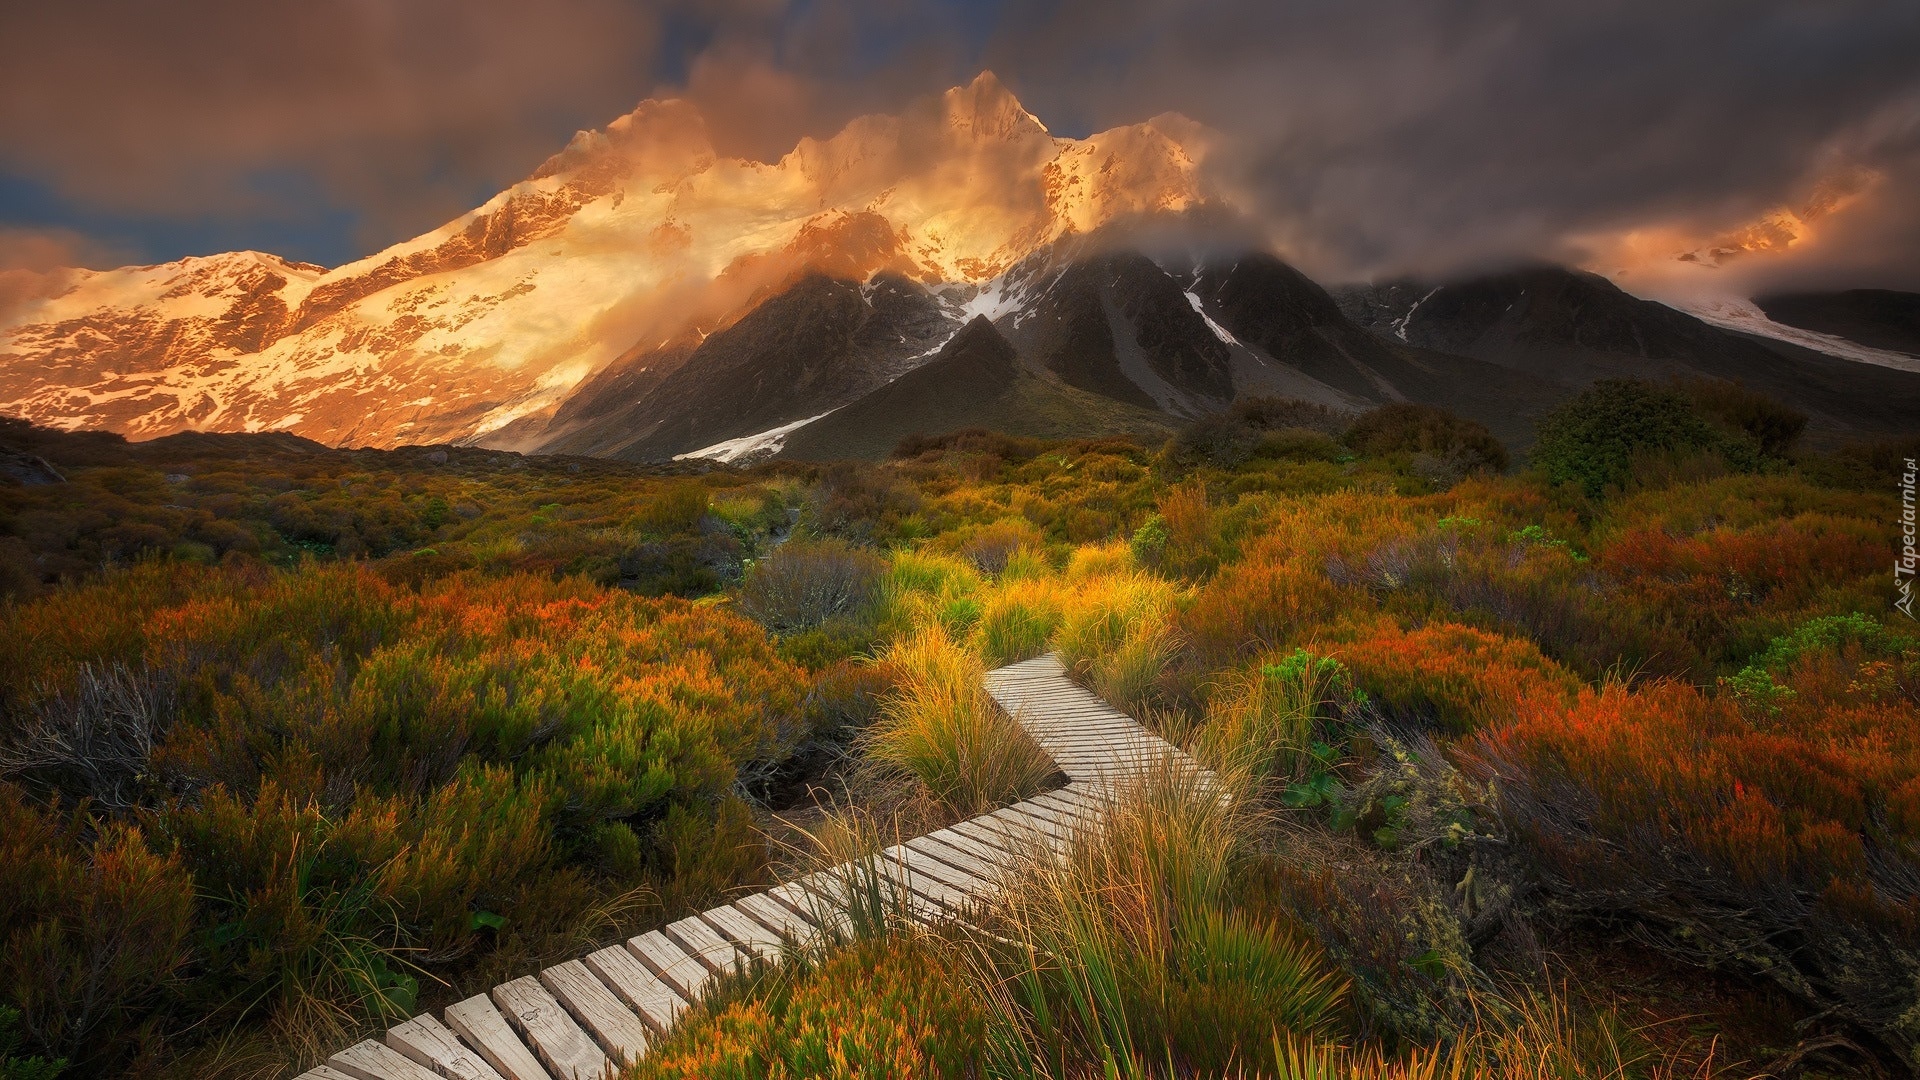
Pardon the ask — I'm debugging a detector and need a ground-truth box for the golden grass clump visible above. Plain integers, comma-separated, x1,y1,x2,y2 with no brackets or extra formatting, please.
864,626,1056,820
972,761,1347,1078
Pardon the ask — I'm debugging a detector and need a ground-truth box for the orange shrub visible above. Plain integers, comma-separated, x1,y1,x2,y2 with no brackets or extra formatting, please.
1598,513,1886,661
1328,618,1581,733
0,561,804,1068
1469,676,1920,1058
1180,555,1346,664
628,934,987,1079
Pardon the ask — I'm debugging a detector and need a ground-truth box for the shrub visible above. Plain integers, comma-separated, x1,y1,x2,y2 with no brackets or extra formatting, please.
736,539,886,634
1170,413,1262,468
803,463,921,544
0,562,802,1070
1531,379,1753,497
1230,396,1350,436
0,786,195,1072
865,627,1054,819
953,518,1044,575
628,932,988,1079
631,482,710,535
1329,619,1580,734
974,579,1066,668
1198,649,1356,786
1677,376,1808,458
1467,679,1920,1063
1346,403,1509,476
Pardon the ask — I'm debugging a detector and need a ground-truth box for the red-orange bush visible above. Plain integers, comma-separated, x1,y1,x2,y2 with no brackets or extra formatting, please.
1469,675,1920,1061
1598,514,1886,662
1329,619,1580,733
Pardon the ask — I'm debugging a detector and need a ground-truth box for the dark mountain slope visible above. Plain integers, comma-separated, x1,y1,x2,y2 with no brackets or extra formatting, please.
1754,288,1920,357
1192,253,1565,448
1001,252,1234,417
1337,267,1920,443
535,271,958,461
781,317,1171,461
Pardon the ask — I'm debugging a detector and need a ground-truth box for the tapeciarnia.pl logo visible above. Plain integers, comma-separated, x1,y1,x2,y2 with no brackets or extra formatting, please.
1900,457,1917,620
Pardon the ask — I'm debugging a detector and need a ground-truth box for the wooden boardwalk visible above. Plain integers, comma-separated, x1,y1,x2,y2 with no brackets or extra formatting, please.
302,654,1196,1080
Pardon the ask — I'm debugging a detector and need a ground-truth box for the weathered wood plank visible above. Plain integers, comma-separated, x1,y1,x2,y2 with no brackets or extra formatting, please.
491,976,608,1080
920,825,1008,865
584,944,685,1035
907,833,999,879
329,1039,445,1080
539,959,650,1065
386,1014,507,1080
734,892,817,944
889,843,989,895
296,1067,366,1080
664,915,748,976
627,929,712,1002
701,903,786,961
443,995,554,1080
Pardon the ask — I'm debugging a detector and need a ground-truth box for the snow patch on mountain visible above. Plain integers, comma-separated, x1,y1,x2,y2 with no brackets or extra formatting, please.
1183,291,1240,345
674,411,837,464
1662,294,1920,373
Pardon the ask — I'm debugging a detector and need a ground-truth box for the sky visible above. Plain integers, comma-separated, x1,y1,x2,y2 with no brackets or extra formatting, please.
2,0,1918,292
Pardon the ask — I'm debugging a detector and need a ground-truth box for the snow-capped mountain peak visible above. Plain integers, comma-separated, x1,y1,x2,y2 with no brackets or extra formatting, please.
0,73,1220,447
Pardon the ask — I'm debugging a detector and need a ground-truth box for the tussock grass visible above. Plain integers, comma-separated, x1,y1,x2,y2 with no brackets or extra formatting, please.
864,626,1055,820
969,760,1347,1078
1197,648,1354,787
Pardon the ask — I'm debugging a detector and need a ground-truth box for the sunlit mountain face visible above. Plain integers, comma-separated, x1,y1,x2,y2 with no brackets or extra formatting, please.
0,73,1217,447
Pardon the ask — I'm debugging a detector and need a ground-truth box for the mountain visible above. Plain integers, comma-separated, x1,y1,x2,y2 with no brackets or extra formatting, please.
7,72,1914,463
0,73,1214,446
779,316,1173,461
528,240,1565,464
1335,266,1920,444
1753,289,1920,358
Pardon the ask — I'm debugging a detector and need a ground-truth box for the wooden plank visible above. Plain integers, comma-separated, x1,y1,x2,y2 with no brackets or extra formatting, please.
539,959,650,1065
628,929,713,1002
444,995,554,1080
1013,800,1082,829
868,850,970,912
329,1039,445,1080
734,892,817,943
664,915,748,976
992,804,1073,843
906,834,999,879
889,843,990,895
491,976,609,1080
701,903,786,961
386,1014,507,1080
947,817,1028,856
297,1068,366,1080
766,879,854,940
921,826,1010,867
584,943,686,1035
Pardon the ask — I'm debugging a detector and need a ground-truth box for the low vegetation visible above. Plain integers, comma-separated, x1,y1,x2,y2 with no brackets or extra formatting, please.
1,377,1913,1077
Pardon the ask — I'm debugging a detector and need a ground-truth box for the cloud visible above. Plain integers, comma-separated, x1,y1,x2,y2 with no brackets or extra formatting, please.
0,226,144,321
970,0,1920,287
0,0,670,256
3,0,1918,289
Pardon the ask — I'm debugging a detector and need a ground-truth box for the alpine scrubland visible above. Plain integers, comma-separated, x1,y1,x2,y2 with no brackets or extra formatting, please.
0,377,1914,1078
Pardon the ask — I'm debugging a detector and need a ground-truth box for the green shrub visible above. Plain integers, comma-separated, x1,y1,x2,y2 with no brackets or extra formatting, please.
1345,403,1508,476
737,540,886,634
1530,379,1754,497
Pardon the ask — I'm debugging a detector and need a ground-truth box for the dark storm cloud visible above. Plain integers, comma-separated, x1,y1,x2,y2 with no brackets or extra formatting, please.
2,0,1917,287
972,0,1920,286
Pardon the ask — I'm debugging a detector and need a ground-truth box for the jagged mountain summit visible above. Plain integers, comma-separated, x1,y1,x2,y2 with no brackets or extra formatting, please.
0,73,1215,446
